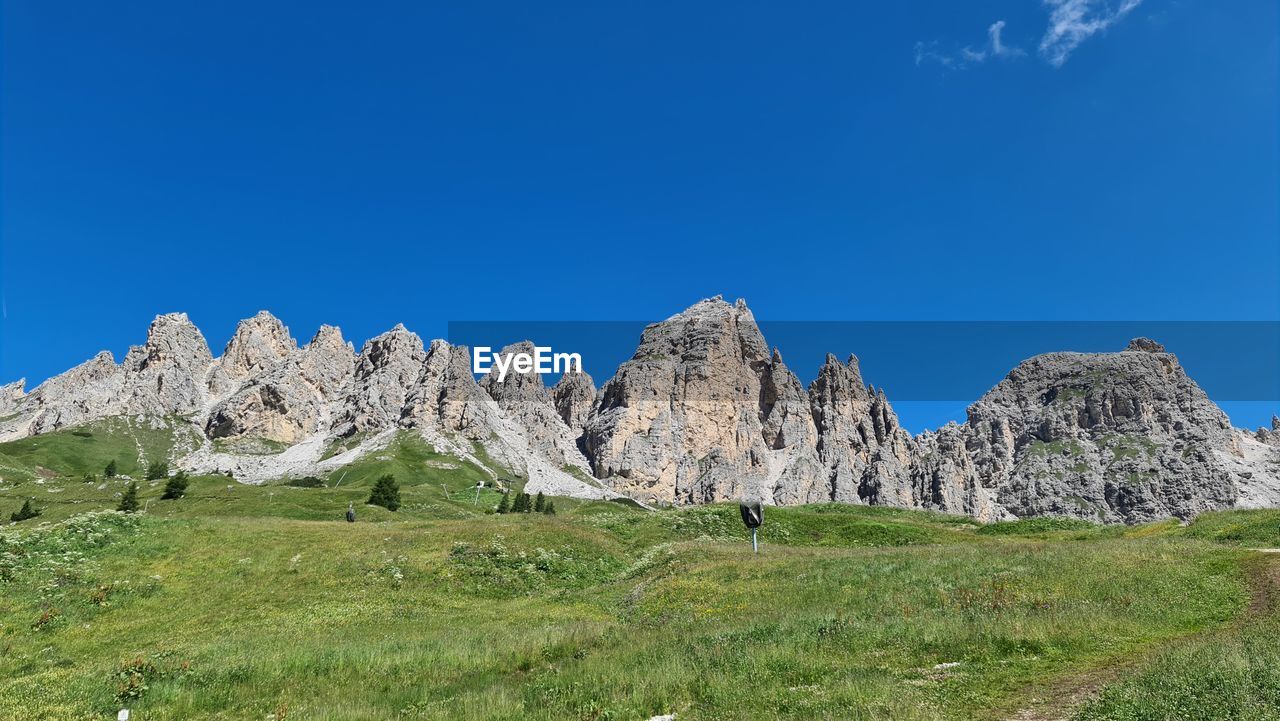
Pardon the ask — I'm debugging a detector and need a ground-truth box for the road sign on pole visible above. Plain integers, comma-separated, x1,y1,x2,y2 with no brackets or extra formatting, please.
739,501,763,554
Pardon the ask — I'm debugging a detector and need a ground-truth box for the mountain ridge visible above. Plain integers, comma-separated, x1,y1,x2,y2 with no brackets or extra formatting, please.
3,296,1277,523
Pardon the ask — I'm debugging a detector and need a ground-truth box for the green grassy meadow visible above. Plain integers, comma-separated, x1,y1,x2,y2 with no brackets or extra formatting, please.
1,420,1278,720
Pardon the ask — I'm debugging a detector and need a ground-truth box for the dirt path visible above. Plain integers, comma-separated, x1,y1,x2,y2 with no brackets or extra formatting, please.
1004,551,1280,721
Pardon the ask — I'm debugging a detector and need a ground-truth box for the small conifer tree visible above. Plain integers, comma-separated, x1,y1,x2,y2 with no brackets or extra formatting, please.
534,492,546,513
10,499,40,522
543,500,556,516
512,492,528,513
161,471,189,500
496,491,511,514
104,460,118,478
118,482,140,513
367,474,401,511
145,461,169,481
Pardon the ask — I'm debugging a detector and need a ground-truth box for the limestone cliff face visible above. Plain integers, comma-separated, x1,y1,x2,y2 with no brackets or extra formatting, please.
911,423,1000,519
581,297,822,505
948,339,1242,523
401,339,521,447
2,300,1277,522
478,342,586,468
552,370,596,434
207,311,298,400
0,380,25,417
205,323,356,444
11,352,123,438
808,354,916,506
332,324,426,437
117,313,214,417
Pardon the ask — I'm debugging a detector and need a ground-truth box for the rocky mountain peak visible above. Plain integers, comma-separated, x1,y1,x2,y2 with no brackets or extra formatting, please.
807,351,914,506
309,324,347,348
138,313,213,366
116,313,213,416
1125,337,1167,353
1257,416,1280,447
2,351,123,438
811,353,869,404
208,311,297,398
585,297,797,504
332,325,427,436
479,341,549,403
205,319,355,445
230,311,295,352
552,370,596,433
960,343,1237,522
359,325,424,370
476,341,587,468
0,380,25,417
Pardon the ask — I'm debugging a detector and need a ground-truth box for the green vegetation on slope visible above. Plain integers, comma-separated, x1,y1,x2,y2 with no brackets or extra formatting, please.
1,422,1278,720
1075,555,1280,721
0,417,201,480
1184,509,1280,548
0,490,1259,720
0,429,517,525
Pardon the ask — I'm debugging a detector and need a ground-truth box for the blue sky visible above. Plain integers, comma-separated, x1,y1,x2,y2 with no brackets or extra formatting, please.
2,1,1277,432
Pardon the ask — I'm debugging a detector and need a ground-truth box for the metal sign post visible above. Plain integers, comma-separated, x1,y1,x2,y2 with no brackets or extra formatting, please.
739,501,763,555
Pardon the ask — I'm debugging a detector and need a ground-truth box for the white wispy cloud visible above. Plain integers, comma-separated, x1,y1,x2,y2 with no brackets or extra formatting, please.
916,1,1145,70
915,20,1024,70
1039,0,1144,67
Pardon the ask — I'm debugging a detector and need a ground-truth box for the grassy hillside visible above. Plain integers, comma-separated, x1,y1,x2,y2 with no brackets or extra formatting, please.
1,423,1279,719
0,427,514,525
0,506,1255,721
0,417,203,481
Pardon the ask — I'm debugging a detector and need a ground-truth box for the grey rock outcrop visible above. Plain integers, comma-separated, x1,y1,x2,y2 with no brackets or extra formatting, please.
910,423,1000,519
808,354,916,506
205,325,356,444
551,370,596,433
1,313,214,440
207,311,297,399
295,326,358,399
117,313,214,417
1257,416,1280,448
758,350,827,504
582,297,823,505
332,324,426,436
945,342,1243,523
478,342,585,467
0,380,25,417
15,352,123,436
402,340,494,438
